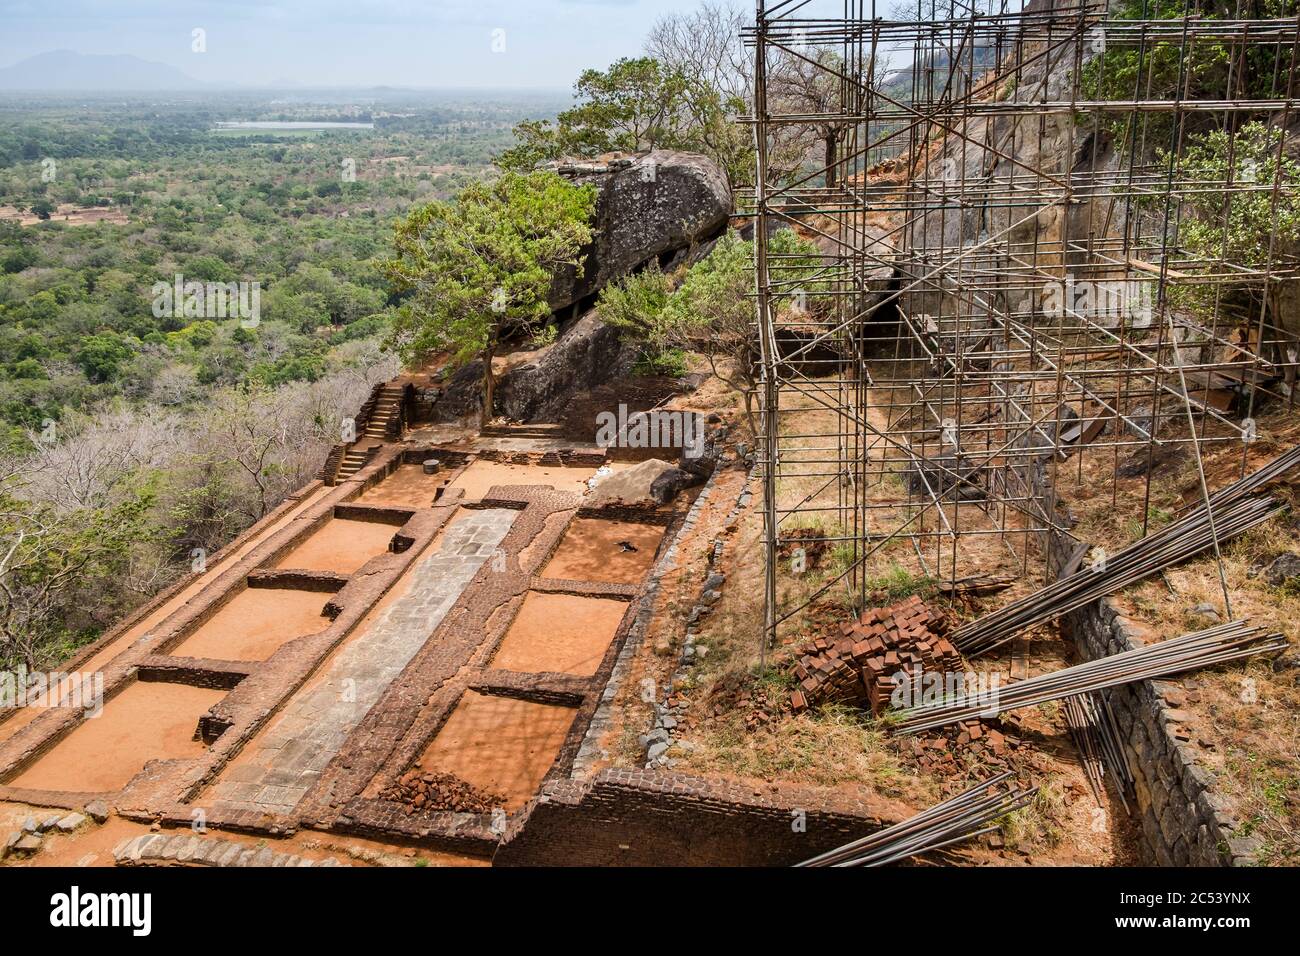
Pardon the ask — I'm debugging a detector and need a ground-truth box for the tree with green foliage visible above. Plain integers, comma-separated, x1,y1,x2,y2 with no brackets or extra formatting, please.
598,264,683,374
1169,121,1300,388
383,170,596,425
599,229,825,430
0,485,151,670
1078,0,1299,148
1174,122,1300,270
75,332,133,383
497,54,762,187
499,58,690,172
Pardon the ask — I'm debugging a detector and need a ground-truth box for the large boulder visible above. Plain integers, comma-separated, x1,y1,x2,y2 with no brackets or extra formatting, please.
497,309,637,422
548,150,732,311
588,458,683,506
429,151,731,425
430,308,638,424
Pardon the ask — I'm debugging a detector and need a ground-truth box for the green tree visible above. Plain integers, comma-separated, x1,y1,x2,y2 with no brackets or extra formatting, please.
0,488,151,670
383,170,596,425
75,333,132,383
599,264,682,373
564,57,689,154
599,229,824,430
499,58,690,170
1174,122,1300,270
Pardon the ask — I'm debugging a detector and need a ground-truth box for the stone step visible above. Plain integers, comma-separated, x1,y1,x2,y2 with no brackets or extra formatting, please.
113,833,347,868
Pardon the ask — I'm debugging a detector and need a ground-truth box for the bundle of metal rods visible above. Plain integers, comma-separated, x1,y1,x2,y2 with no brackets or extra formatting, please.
953,496,1285,657
953,444,1300,657
1064,692,1133,812
894,622,1286,736
797,771,1036,867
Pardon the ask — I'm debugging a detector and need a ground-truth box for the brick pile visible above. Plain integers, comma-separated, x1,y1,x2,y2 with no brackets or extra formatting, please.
381,770,507,815
789,595,961,715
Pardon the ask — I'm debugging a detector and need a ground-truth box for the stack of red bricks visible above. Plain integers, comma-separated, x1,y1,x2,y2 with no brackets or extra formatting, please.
789,595,962,716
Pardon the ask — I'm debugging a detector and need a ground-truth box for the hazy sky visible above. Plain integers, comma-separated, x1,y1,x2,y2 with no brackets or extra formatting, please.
0,0,719,89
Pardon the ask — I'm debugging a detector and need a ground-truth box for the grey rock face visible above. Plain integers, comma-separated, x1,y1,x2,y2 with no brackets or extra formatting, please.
549,150,732,311
429,309,638,425
896,33,1116,329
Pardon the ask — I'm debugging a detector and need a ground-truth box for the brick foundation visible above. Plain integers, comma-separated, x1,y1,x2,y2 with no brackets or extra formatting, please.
493,769,899,867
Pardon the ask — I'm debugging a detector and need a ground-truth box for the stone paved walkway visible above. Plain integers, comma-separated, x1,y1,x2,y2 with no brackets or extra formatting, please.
206,509,517,815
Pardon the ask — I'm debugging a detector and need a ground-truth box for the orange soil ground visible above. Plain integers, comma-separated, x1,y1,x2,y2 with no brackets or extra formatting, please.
489,591,629,677
445,460,608,500
215,513,465,782
9,682,224,793
274,518,395,574
170,587,330,661
416,692,576,810
356,464,447,507
540,517,664,584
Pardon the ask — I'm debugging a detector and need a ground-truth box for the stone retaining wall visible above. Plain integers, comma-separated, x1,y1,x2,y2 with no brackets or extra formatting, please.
1046,534,1250,866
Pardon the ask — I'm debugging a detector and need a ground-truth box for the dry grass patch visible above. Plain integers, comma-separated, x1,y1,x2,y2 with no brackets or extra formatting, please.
675,677,921,797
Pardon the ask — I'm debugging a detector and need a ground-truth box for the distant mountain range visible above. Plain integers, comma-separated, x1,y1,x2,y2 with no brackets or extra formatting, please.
0,50,205,90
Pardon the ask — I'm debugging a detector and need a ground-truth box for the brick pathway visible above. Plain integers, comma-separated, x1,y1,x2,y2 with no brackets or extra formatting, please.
207,509,517,815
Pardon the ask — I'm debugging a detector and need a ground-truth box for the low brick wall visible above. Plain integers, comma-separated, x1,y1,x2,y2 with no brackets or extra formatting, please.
493,769,895,867
1047,533,1249,866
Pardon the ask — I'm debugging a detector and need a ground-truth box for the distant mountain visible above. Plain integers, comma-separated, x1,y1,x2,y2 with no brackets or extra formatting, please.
0,50,205,90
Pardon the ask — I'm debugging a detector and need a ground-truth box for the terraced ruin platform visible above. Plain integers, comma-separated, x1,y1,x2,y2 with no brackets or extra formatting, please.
207,508,517,815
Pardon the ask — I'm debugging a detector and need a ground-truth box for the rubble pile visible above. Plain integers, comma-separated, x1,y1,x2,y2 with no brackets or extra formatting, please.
381,770,507,815
903,713,1032,779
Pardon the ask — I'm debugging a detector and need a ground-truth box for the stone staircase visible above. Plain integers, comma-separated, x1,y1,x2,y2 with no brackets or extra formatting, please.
364,382,405,441
335,442,381,481
318,382,407,486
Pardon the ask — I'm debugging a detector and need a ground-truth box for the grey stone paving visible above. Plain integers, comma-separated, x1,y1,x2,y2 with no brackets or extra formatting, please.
206,508,517,815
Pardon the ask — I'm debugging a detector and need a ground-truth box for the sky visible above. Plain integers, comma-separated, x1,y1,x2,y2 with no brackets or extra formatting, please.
0,0,719,89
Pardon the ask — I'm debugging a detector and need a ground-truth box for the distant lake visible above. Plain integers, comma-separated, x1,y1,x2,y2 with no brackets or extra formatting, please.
213,121,374,130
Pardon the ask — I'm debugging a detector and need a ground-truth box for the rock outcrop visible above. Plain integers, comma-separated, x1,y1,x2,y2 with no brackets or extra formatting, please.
428,150,732,424
548,150,732,312
431,309,637,424
898,23,1096,326
588,458,683,506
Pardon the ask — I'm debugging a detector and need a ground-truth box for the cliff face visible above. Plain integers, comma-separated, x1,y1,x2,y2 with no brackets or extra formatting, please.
893,15,1300,377
897,16,1111,326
